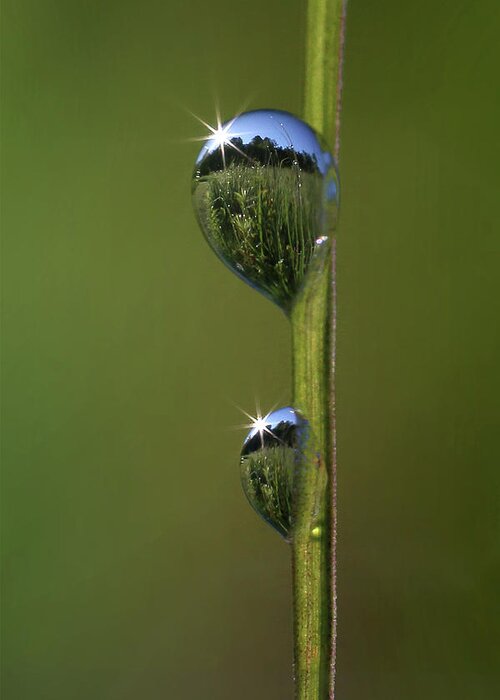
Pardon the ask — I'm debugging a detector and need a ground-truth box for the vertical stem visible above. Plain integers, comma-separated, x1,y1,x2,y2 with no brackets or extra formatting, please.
292,1,347,698
291,242,332,699
304,0,347,160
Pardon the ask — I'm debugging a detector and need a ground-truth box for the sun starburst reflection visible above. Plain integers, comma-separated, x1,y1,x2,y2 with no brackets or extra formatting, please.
189,108,249,168
234,401,284,448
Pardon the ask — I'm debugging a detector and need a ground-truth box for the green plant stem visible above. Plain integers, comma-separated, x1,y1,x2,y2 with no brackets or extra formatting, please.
291,242,333,699
304,0,347,160
291,1,346,698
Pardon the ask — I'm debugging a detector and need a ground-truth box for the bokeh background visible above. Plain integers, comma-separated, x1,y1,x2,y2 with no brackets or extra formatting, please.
2,1,500,698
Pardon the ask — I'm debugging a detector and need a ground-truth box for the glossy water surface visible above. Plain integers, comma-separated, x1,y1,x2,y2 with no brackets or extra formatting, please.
240,406,309,540
192,109,339,310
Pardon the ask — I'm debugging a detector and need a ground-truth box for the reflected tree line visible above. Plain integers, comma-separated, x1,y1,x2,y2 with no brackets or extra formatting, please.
198,136,321,176
241,418,301,456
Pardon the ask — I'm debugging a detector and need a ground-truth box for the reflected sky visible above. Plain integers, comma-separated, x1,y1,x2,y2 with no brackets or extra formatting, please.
196,109,332,175
242,406,305,451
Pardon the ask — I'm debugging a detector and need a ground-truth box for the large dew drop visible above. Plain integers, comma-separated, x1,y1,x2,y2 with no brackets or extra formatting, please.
240,406,309,540
192,109,339,311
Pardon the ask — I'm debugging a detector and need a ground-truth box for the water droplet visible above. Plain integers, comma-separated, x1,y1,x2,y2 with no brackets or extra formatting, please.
311,526,322,540
240,406,309,540
192,110,339,310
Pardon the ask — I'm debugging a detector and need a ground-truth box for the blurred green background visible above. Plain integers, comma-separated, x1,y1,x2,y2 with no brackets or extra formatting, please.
2,1,499,698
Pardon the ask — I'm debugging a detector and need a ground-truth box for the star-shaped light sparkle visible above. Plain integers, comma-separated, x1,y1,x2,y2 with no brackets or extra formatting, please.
235,402,284,448
190,109,248,168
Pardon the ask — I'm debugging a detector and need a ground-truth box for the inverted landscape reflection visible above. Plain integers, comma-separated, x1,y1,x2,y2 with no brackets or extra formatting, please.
192,109,340,310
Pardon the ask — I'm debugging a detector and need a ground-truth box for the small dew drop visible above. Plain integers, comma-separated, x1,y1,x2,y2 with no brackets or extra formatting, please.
240,406,308,540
